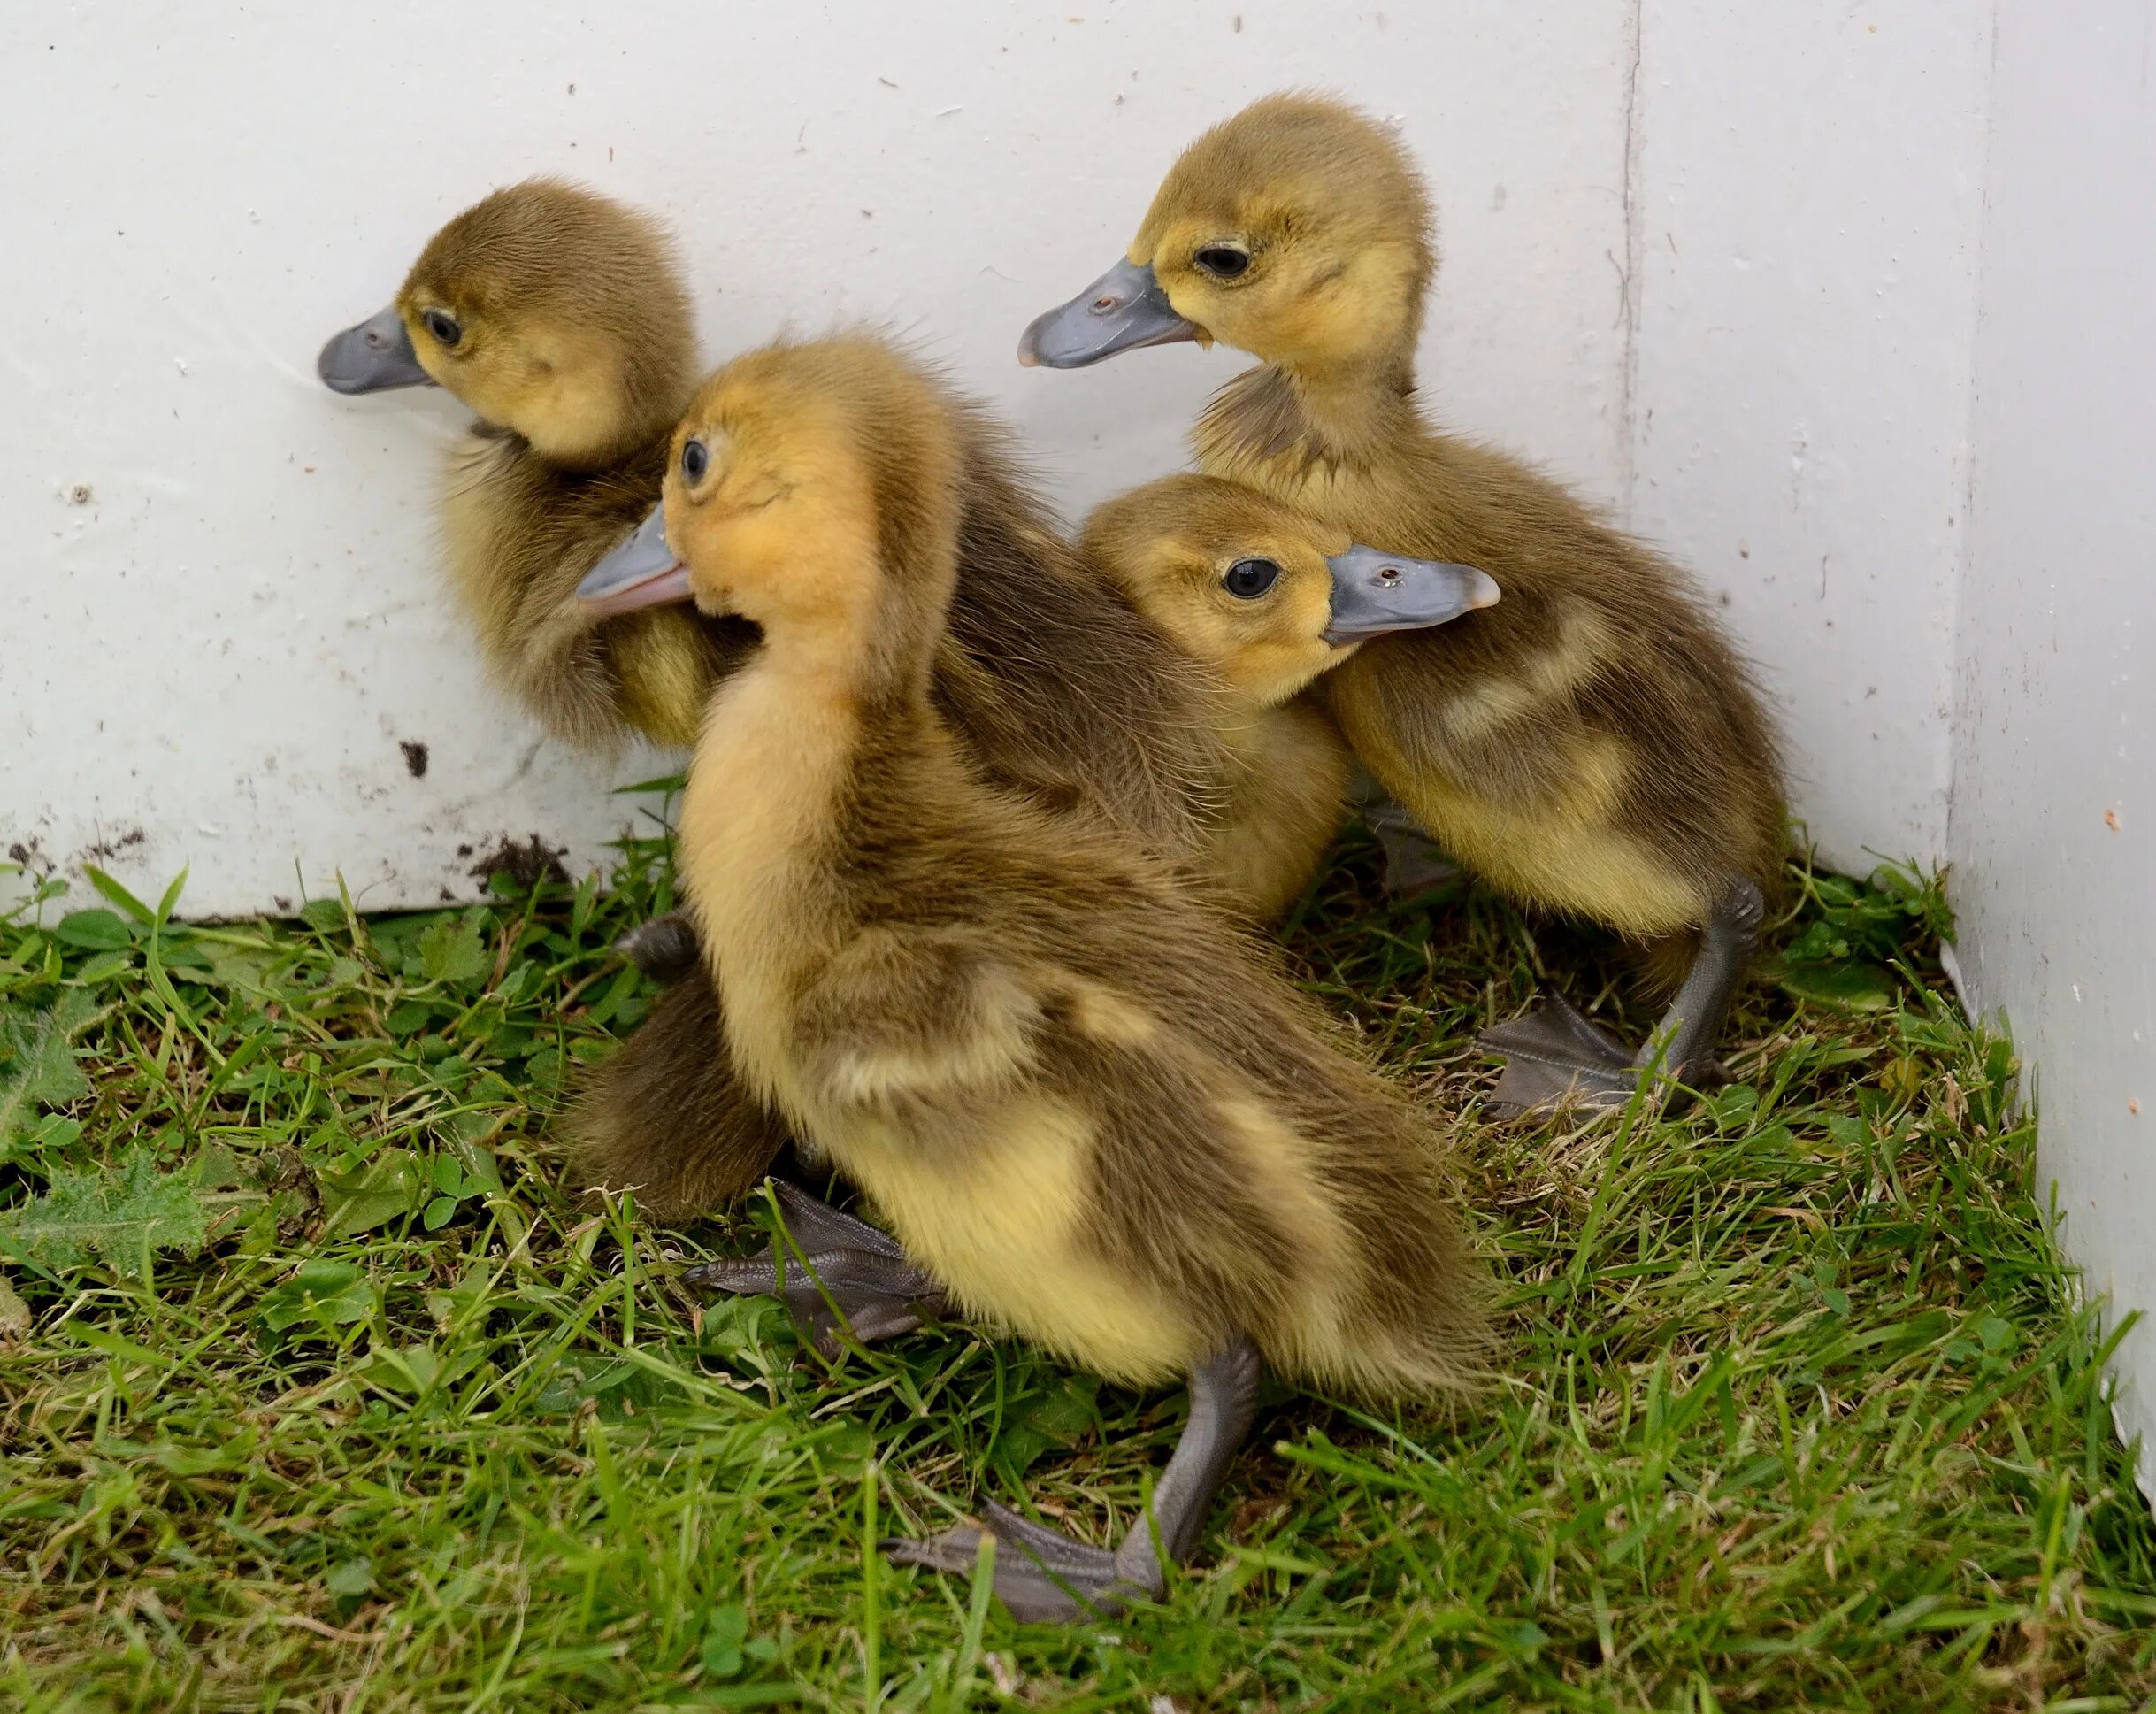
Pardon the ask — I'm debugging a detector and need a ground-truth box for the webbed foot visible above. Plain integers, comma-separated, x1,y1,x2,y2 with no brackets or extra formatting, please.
682,1180,948,1355
1364,796,1457,896
1481,874,1763,1119
883,1500,1145,1623
881,1339,1262,1624
1479,997,1639,1117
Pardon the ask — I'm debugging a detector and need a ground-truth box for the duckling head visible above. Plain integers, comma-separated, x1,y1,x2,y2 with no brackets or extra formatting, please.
1020,93,1431,378
1083,473,1498,704
580,338,963,661
318,179,695,470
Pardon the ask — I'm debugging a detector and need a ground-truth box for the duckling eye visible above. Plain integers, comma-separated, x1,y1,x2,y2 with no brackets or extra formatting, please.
1193,244,1251,280
1223,557,1281,598
421,309,463,349
680,438,710,483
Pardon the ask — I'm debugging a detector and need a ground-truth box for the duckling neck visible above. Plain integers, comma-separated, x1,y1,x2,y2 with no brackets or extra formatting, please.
681,603,906,912
1196,353,1418,480
676,583,946,1102
519,370,697,472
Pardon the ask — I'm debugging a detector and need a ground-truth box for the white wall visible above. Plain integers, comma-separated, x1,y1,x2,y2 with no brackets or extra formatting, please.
0,0,1632,918
1629,0,1993,877
1948,0,2156,1495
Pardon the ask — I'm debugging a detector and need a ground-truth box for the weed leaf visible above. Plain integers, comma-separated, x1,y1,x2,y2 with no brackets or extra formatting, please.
318,1148,429,1238
418,916,490,987
52,910,134,952
1776,957,1897,1012
0,1147,209,1277
258,1259,375,1333
0,993,104,1149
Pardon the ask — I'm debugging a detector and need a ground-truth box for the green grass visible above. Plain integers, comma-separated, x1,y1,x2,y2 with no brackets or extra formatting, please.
1,808,2152,1712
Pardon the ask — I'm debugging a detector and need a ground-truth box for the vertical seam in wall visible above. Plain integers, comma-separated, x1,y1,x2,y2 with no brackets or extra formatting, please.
1944,0,2003,897
1615,0,1646,517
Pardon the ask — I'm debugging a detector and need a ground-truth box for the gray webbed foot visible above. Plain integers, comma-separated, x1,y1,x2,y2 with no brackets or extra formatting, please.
1481,874,1764,1119
1480,996,1638,1117
1354,779,1457,896
881,1338,1262,1625
883,1501,1141,1623
682,1180,948,1356
614,913,702,984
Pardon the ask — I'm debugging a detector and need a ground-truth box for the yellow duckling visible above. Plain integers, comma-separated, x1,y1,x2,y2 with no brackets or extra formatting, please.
1078,473,1499,920
318,177,746,750
1021,93,1787,1114
646,334,1485,1621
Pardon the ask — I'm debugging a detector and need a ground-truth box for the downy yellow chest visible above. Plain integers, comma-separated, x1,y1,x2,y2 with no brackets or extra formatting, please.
678,659,857,1112
1206,699,1351,920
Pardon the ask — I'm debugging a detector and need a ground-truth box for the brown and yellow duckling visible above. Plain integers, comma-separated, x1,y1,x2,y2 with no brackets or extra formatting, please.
636,334,1486,1621
1078,473,1499,920
319,180,794,1219
318,177,748,750
1021,93,1786,1114
569,366,1253,1249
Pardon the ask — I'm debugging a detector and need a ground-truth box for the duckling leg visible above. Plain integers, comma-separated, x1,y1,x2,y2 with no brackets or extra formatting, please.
1638,874,1767,1084
1351,770,1456,895
883,1337,1262,1623
683,1180,950,1356
1481,875,1765,1117
613,912,701,984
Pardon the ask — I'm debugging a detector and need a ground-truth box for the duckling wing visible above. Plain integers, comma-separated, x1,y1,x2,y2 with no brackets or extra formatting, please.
796,926,1047,1116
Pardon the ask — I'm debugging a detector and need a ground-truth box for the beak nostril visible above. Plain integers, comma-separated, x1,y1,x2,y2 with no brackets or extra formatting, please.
1377,566,1401,584
1093,296,1118,311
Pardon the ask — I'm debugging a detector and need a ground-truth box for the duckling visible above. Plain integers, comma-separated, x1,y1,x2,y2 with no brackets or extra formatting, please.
320,180,786,1221
570,365,1246,1245
318,177,751,750
1019,93,1786,1115
643,334,1485,1622
1078,473,1500,920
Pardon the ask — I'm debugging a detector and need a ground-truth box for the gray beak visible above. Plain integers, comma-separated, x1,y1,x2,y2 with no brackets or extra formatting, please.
317,304,434,395
576,504,692,618
1017,257,1201,368
1323,544,1500,644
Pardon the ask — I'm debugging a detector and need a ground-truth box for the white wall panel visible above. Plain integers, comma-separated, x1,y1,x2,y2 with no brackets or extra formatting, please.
1949,0,2156,1500
1630,0,1992,875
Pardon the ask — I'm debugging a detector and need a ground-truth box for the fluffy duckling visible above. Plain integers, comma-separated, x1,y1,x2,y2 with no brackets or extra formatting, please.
647,335,1485,1622
319,178,750,749
1021,94,1786,1115
569,359,1242,1239
1078,474,1500,920
319,180,784,1222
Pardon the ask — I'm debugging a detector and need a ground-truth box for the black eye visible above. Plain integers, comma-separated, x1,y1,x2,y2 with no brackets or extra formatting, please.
1223,557,1280,598
1193,244,1251,279
680,438,710,483
421,309,462,348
